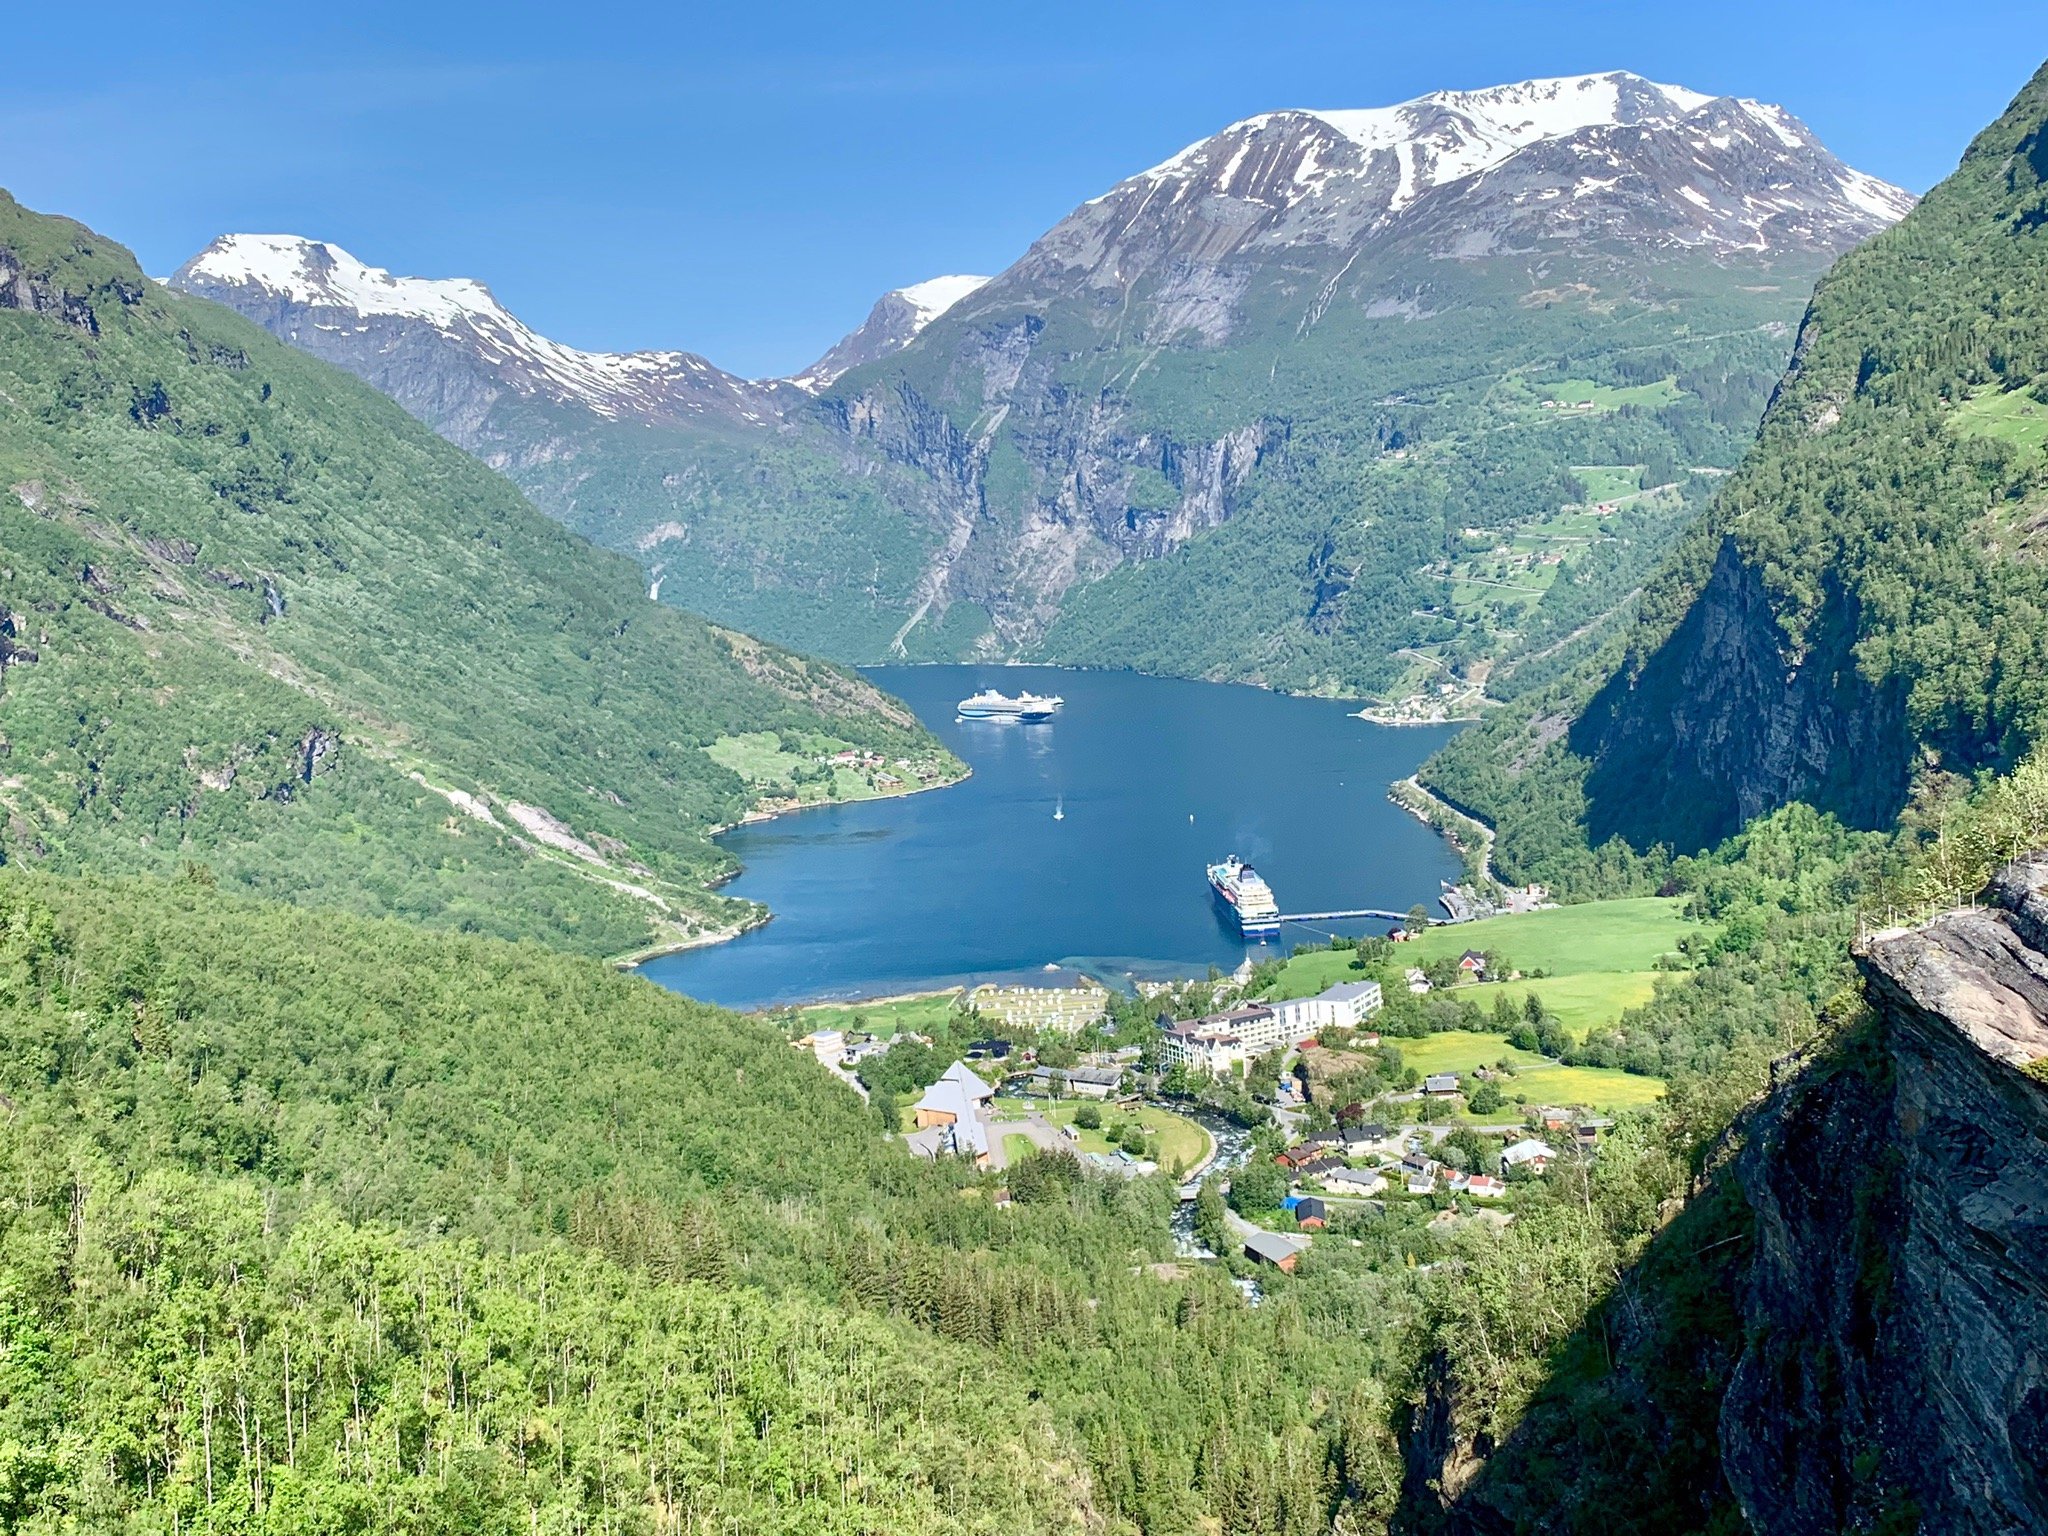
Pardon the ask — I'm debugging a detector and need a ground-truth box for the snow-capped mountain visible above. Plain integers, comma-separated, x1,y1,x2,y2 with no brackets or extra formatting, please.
1000,71,1911,316
793,274,991,391
172,234,786,432
175,70,1917,684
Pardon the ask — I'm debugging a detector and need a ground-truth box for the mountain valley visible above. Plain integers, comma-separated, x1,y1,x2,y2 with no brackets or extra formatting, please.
0,191,953,958
5,35,2048,1536
175,72,1913,702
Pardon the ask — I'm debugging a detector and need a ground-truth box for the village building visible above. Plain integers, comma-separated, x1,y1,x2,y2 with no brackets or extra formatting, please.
1158,1003,1290,1077
1293,1196,1328,1230
1422,1073,1461,1096
910,1062,996,1166
1026,1064,1123,1099
1322,1167,1386,1196
1274,979,1384,1036
1405,1174,1438,1197
1243,1231,1304,1272
1464,1174,1507,1199
1457,949,1488,977
794,1028,845,1069
1501,1138,1556,1175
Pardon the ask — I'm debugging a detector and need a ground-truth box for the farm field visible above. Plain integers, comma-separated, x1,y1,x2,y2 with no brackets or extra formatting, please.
1462,971,1665,1034
1568,463,1648,503
1408,896,1698,975
1544,376,1687,411
1264,896,1700,1001
1383,1030,1666,1113
705,731,910,805
1952,383,2048,457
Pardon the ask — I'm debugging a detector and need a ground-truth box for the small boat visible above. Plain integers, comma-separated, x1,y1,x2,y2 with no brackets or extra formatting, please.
1053,796,1065,821
956,688,1063,722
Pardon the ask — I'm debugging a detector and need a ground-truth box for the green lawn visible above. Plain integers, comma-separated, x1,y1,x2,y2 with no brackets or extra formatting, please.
1545,378,1687,411
705,732,934,807
1002,1133,1037,1166
793,990,965,1039
1568,464,1647,503
1379,1030,1665,1113
1408,897,1698,976
1038,1102,1212,1174
1265,897,1699,1003
1952,384,2048,458
1457,972,1663,1034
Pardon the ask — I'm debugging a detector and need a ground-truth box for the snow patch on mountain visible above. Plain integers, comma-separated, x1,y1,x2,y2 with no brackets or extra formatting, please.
894,274,991,330
177,234,768,423
1108,70,1911,245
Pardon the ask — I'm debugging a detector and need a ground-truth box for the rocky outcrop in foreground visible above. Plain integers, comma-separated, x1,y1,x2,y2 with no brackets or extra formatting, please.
1726,855,2048,1535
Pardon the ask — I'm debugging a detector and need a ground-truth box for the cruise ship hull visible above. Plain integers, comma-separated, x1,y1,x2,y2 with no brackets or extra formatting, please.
957,704,1059,722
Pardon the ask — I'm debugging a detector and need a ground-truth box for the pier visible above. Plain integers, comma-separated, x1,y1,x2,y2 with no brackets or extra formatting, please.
1273,907,1416,925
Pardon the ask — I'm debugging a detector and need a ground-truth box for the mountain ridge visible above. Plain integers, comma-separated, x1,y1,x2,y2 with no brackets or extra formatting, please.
173,70,1914,692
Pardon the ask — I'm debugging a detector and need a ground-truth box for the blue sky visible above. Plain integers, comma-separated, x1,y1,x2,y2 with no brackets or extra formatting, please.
5,2,2039,376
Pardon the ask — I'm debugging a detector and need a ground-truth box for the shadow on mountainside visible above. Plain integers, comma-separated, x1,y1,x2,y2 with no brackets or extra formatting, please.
1570,540,1915,857
1395,1151,1755,1536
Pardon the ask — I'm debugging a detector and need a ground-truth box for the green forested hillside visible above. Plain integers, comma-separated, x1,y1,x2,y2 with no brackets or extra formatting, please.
0,827,1952,1533
0,869,1422,1534
1028,262,1799,699
0,191,947,956
0,880,1094,1533
1423,60,2048,892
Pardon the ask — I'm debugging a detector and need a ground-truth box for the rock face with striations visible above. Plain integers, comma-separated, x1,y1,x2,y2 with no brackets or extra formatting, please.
1724,854,2048,1535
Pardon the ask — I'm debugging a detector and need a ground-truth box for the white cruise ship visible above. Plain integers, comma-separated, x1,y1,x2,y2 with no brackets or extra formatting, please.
1208,855,1281,935
955,689,1063,722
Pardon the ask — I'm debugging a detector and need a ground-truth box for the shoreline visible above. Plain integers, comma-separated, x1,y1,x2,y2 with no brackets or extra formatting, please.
707,759,971,838
621,668,1480,982
794,985,965,1014
610,907,771,970
619,762,974,971
1351,708,1484,726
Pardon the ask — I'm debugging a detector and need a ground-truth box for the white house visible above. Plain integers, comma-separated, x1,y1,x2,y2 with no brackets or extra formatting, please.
1323,1167,1386,1196
1501,1138,1555,1175
1274,980,1385,1037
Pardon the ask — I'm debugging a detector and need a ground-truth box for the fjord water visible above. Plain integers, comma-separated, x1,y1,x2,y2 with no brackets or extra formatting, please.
641,666,1461,1010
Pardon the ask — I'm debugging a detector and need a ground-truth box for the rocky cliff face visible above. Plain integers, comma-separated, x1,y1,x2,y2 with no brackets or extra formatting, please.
1570,538,1914,852
1402,855,2048,1534
1724,855,2048,1535
1551,61,2048,861
823,361,1286,651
